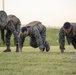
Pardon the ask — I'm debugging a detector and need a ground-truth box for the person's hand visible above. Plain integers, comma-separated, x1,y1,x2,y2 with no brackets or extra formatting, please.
40,50,43,53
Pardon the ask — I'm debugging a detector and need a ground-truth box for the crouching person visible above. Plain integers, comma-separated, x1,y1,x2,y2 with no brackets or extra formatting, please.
0,10,21,52
59,22,76,53
19,21,50,53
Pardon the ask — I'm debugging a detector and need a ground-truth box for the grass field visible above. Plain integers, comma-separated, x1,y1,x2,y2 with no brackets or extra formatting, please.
0,46,76,75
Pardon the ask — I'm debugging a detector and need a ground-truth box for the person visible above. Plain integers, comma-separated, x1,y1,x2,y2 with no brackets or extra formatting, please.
59,22,76,53
19,21,50,53
0,10,21,52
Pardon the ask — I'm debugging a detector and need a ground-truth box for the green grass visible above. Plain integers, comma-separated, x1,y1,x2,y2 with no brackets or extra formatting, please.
46,28,59,46
0,46,76,75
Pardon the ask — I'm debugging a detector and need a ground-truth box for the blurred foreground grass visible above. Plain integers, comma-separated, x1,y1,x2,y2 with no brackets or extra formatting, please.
0,46,76,75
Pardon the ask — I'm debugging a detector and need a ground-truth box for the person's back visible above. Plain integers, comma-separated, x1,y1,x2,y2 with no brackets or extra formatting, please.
7,15,20,25
25,21,44,32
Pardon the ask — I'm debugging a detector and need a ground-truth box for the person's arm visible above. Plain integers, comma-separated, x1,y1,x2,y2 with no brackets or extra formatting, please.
59,28,65,51
66,36,72,45
1,29,5,44
32,26,44,52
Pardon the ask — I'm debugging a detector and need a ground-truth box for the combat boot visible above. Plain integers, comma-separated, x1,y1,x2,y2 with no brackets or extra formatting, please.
45,41,50,52
16,50,19,52
61,50,64,53
3,49,11,52
16,45,19,52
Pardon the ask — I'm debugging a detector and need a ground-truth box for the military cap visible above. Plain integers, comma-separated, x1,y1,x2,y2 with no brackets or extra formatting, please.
0,10,7,27
63,22,71,29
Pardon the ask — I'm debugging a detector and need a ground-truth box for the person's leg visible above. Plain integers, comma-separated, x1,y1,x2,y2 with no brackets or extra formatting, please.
41,26,50,52
40,26,46,51
3,30,12,52
15,22,21,52
45,41,50,52
14,36,19,52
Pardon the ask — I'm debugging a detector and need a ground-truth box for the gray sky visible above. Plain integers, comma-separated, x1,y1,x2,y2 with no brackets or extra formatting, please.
0,0,76,27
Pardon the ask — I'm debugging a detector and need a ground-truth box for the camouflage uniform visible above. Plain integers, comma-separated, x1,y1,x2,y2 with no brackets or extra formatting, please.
0,11,7,28
19,21,50,51
59,23,76,50
1,15,21,52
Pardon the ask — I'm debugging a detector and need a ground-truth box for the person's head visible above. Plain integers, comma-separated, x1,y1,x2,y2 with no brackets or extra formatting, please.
21,27,29,37
63,22,72,33
0,10,7,28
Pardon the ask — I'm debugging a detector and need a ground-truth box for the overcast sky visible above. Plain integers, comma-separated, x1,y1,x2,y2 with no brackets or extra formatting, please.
0,0,76,27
